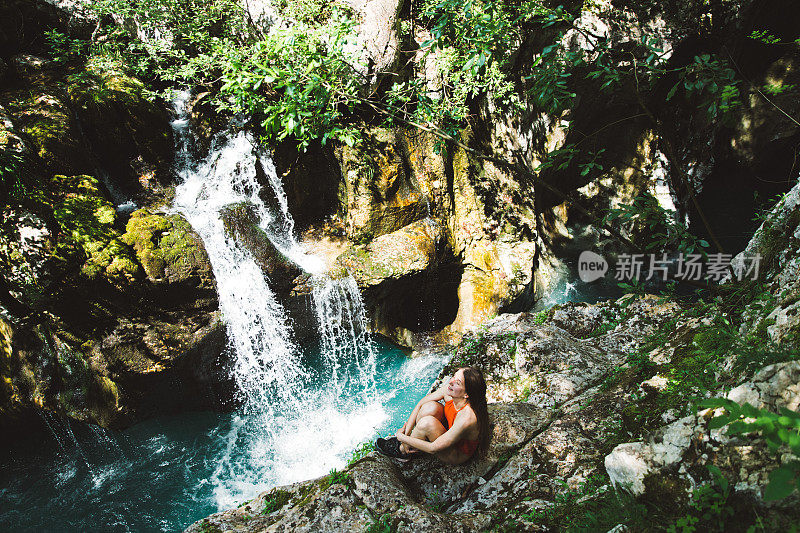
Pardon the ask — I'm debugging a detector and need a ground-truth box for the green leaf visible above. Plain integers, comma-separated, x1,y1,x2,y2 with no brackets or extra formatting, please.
666,81,680,101
727,420,750,434
697,398,734,410
763,467,796,501
708,414,732,429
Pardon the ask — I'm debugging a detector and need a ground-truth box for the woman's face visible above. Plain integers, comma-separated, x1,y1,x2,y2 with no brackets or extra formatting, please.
447,369,467,398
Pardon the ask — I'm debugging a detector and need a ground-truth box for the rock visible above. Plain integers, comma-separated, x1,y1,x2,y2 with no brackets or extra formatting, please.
0,0,73,59
441,296,680,404
337,218,446,287
347,0,404,88
604,416,696,495
336,218,460,346
335,128,429,241
9,54,57,83
185,403,542,533
218,202,301,294
68,71,174,202
272,140,340,231
550,302,603,338
726,361,800,412
51,174,141,285
123,209,215,292
5,89,90,175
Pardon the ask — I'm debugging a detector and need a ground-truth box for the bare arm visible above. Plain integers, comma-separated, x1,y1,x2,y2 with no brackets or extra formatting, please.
401,380,448,435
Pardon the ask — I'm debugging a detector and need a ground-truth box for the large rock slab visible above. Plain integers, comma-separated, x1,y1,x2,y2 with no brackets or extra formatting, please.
185,402,546,533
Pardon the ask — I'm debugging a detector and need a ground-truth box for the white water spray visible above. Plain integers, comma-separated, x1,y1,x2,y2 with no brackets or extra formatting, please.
170,92,384,508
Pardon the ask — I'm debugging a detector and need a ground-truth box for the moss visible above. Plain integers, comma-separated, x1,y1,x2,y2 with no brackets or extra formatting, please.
51,175,141,283
9,92,81,172
122,209,205,283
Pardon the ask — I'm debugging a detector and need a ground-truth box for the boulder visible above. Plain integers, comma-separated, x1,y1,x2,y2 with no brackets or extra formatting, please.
336,218,460,346
123,208,215,293
604,361,800,507
4,88,90,175
336,218,446,288
218,202,301,294
69,71,174,202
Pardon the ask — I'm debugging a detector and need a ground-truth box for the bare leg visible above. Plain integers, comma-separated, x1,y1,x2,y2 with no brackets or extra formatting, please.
400,415,446,454
415,401,445,426
399,402,445,454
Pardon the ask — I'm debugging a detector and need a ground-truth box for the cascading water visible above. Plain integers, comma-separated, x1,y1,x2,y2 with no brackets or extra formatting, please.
0,93,446,532
171,92,384,507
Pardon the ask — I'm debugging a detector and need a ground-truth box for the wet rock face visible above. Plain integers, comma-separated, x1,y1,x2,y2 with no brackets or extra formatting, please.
335,218,461,345
0,177,229,431
272,139,341,231
332,127,550,344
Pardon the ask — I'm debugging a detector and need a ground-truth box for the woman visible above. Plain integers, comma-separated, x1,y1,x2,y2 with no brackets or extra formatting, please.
377,367,490,464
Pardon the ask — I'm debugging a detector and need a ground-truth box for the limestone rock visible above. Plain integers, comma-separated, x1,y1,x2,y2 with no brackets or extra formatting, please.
337,218,445,287
336,129,429,241
336,218,460,345
726,361,800,413
604,416,696,495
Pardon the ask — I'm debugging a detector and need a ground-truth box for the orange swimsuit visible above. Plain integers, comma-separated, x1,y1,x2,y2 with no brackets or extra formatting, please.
443,399,479,457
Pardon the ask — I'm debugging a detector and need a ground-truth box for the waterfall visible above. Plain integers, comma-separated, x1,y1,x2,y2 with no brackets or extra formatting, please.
170,92,384,508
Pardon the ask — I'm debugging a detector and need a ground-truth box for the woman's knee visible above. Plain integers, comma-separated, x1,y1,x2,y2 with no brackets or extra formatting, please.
416,415,444,433
417,401,444,422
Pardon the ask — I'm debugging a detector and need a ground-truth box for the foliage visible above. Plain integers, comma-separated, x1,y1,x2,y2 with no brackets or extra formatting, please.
217,13,362,149
499,474,650,532
425,490,447,512
533,309,549,325
665,466,734,533
603,194,710,256
0,150,29,210
347,440,375,467
277,0,352,24
699,398,800,502
45,30,88,64
261,488,291,515
321,468,351,490
366,513,396,533
666,54,741,123
89,0,248,87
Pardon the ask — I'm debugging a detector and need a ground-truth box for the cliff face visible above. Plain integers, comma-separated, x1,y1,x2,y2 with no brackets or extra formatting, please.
266,0,800,348
0,1,232,435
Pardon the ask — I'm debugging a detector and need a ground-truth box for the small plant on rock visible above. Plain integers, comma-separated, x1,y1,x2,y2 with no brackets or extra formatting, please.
699,398,800,502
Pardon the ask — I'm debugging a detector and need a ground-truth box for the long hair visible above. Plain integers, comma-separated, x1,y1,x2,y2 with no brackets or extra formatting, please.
463,367,490,458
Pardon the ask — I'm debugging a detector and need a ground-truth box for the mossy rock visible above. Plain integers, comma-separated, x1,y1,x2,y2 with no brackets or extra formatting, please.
122,209,213,288
68,70,172,191
6,90,89,174
51,174,140,284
